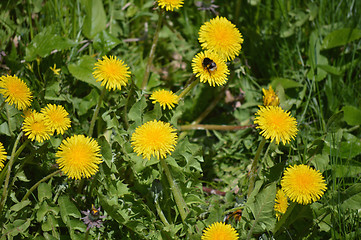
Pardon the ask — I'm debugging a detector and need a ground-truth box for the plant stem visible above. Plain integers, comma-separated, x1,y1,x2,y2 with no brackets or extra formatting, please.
22,169,62,201
141,9,164,90
0,132,25,214
177,75,198,100
6,104,13,137
159,157,188,222
247,137,267,198
84,227,90,240
154,199,170,227
88,87,106,137
180,124,255,131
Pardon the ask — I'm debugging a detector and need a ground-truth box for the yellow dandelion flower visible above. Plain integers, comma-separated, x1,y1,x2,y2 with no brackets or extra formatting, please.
201,222,239,240
93,55,131,91
50,64,61,75
131,120,177,160
192,51,230,87
157,0,184,11
274,188,288,220
254,106,298,145
281,164,327,205
56,135,102,180
22,108,36,119
0,75,32,110
150,89,179,110
22,112,53,142
199,16,244,61
0,142,7,171
41,104,71,135
263,86,280,106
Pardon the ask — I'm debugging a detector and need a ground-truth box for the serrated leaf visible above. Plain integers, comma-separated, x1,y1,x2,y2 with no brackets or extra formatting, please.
25,26,77,61
82,0,107,39
37,202,60,222
322,28,361,50
128,95,147,125
38,182,52,202
246,182,277,234
67,55,101,89
5,219,31,237
98,136,112,169
342,105,361,126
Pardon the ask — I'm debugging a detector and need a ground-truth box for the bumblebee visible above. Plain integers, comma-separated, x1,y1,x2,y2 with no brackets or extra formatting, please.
202,57,217,72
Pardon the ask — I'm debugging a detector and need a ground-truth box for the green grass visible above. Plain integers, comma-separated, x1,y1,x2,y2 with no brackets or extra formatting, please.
1,0,361,239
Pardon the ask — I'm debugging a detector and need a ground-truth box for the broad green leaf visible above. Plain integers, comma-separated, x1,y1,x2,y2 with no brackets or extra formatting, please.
271,78,302,89
340,184,361,211
0,121,11,136
38,182,52,202
10,200,30,212
317,64,343,76
67,55,101,89
307,31,328,81
342,105,361,126
322,28,361,50
25,26,77,61
331,163,361,178
58,195,81,225
82,0,107,39
41,214,59,233
93,31,122,53
325,132,361,159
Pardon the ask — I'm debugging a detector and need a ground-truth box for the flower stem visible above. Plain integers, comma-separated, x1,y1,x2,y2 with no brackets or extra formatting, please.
88,87,106,137
154,199,170,227
247,137,267,198
141,9,164,90
84,227,90,240
179,124,255,131
159,157,188,222
0,132,26,214
177,74,199,100
22,169,62,201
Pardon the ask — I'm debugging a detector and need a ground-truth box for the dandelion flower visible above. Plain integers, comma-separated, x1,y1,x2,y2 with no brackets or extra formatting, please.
157,0,184,11
131,120,177,160
199,16,243,61
263,86,279,106
93,56,131,91
201,222,239,240
192,51,229,87
150,89,179,110
274,188,288,220
50,64,61,75
0,75,32,110
0,142,7,171
281,164,327,205
23,112,53,142
41,104,71,135
56,135,102,180
254,106,298,145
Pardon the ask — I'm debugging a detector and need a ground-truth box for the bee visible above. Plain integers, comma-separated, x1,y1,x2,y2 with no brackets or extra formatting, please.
225,209,242,223
90,205,100,217
202,57,217,73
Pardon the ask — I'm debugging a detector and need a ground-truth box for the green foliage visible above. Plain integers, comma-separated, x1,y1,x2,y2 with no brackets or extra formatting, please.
1,0,361,239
